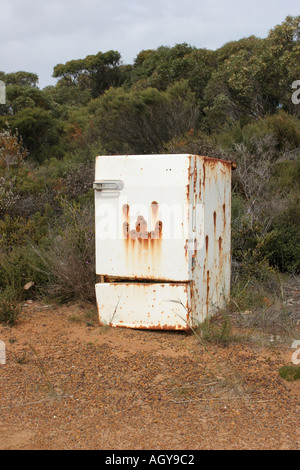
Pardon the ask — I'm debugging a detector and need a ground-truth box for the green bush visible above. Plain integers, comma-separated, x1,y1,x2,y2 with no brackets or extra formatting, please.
0,245,50,301
271,159,300,191
214,111,300,152
263,195,300,273
279,365,300,382
0,284,22,325
265,223,300,273
232,217,278,276
7,107,63,163
0,212,49,247
197,314,235,344
33,199,96,303
0,198,96,305
0,293,21,326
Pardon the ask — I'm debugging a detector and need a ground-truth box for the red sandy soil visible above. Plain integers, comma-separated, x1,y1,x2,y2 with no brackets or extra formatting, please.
0,301,299,450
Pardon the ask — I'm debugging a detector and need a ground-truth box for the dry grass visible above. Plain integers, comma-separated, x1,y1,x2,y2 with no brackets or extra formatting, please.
31,202,96,304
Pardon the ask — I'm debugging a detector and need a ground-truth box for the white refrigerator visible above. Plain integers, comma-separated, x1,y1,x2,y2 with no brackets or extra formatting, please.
94,154,234,330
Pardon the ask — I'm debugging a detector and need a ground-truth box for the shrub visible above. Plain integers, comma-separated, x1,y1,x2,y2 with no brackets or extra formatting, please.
0,176,20,216
62,162,94,199
34,199,96,303
262,194,300,274
279,365,300,382
265,223,300,273
0,288,21,326
215,111,300,152
0,245,50,301
8,107,63,163
0,126,28,171
197,314,235,344
89,80,199,154
231,215,280,285
0,212,49,248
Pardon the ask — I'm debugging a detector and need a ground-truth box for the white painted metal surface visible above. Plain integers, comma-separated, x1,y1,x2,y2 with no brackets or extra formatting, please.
94,154,234,330
95,154,191,281
95,282,190,330
190,156,232,325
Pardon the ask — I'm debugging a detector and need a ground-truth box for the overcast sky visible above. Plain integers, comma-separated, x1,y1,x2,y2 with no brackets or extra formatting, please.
0,0,299,89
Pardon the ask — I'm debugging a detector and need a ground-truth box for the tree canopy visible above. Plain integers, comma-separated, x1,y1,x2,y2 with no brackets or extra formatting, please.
0,15,299,158
52,50,125,98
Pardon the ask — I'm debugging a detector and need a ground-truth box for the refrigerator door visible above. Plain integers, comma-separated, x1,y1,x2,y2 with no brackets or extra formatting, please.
95,155,192,281
95,282,191,330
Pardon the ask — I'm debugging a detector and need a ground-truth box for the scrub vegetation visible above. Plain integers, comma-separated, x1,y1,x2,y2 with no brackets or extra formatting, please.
0,16,299,337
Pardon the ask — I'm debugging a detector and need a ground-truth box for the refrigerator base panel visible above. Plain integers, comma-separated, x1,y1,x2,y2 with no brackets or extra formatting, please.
95,282,192,330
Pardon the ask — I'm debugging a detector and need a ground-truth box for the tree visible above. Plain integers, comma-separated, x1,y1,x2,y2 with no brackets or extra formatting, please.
87,80,199,154
203,38,270,128
53,50,123,98
202,16,300,131
129,43,198,91
172,48,216,102
262,15,300,115
3,71,39,88
5,85,51,114
0,72,47,116
128,44,216,116
42,79,92,113
8,108,62,163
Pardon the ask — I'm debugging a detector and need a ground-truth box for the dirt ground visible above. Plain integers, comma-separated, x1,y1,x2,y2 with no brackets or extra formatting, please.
0,301,299,450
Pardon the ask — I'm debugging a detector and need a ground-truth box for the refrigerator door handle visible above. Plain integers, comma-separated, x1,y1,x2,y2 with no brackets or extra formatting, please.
93,180,124,191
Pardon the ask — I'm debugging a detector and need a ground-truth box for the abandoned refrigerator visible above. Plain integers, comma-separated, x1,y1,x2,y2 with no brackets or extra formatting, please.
94,154,234,330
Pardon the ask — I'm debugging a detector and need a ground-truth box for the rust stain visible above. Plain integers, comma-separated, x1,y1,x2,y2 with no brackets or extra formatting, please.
186,182,190,202
122,204,130,222
105,278,180,284
135,215,148,243
205,235,209,255
123,221,130,238
203,155,233,167
193,159,197,196
123,202,163,269
206,269,210,316
155,220,163,238
198,166,202,200
132,323,190,331
213,211,216,235
218,236,222,252
188,155,192,181
184,239,189,258
123,204,162,241
123,204,131,258
151,201,159,220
